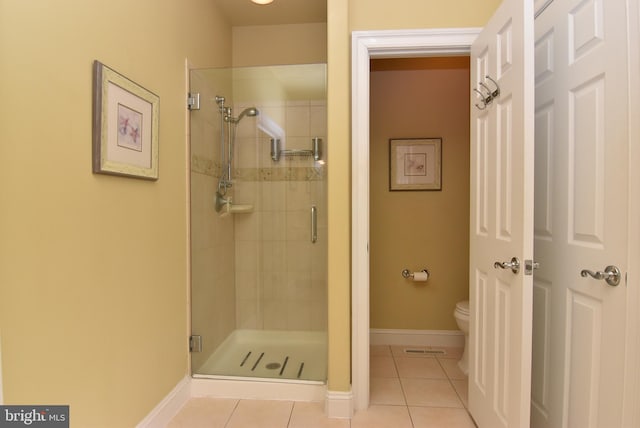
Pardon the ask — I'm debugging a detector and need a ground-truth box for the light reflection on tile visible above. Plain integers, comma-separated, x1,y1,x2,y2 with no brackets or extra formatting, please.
395,357,447,379
409,406,476,428
401,378,463,408
439,358,467,380
225,399,293,428
167,398,237,428
289,402,349,428
370,355,398,378
370,377,406,405
351,405,413,428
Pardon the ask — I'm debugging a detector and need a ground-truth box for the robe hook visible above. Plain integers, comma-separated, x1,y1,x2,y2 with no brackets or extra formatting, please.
483,75,500,98
473,88,487,110
473,75,500,110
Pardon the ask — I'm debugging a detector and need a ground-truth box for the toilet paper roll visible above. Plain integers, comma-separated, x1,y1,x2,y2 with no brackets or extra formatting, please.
412,270,429,282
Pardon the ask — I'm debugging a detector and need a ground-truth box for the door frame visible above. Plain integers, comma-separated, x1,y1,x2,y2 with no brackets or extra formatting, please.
623,0,640,425
351,28,480,411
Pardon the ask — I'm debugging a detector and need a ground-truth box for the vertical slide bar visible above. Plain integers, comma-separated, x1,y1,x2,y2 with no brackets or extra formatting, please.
311,205,318,243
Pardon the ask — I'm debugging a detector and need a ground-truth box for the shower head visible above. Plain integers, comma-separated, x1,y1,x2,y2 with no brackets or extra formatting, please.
233,107,259,122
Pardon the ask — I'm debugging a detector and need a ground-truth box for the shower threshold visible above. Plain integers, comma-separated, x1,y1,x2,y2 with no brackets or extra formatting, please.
195,329,327,382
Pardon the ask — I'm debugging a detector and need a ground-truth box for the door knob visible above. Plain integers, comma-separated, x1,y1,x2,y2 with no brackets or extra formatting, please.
494,257,520,274
580,265,621,287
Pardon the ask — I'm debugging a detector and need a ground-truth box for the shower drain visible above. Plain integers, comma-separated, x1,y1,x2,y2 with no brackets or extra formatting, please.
238,352,305,378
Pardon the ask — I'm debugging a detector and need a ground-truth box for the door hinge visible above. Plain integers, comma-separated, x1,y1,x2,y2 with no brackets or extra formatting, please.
189,335,202,353
187,92,200,110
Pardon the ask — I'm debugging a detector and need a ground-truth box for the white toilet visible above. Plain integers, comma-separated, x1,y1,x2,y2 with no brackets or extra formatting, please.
454,300,470,375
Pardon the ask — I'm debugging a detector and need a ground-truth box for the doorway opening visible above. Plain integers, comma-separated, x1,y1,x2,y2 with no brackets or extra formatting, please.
351,28,480,411
369,57,470,334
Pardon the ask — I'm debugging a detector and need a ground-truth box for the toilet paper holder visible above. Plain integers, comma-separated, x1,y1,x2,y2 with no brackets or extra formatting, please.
402,268,430,279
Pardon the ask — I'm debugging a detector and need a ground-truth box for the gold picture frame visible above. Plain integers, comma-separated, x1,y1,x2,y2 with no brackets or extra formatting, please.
389,138,442,191
92,60,159,180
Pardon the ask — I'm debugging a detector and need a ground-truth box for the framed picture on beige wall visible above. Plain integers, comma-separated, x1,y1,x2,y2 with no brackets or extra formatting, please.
92,60,159,180
389,138,442,191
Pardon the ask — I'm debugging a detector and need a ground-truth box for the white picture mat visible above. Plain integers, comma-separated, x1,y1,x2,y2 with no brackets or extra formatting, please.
390,138,441,190
106,82,152,168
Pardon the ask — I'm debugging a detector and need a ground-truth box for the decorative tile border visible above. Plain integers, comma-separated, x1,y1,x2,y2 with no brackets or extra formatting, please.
191,154,220,177
191,154,325,182
236,166,325,182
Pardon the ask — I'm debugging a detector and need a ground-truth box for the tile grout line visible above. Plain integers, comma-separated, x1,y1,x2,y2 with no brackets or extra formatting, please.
436,356,466,409
436,355,477,425
286,400,295,428
391,346,418,428
389,345,406,405
223,399,241,428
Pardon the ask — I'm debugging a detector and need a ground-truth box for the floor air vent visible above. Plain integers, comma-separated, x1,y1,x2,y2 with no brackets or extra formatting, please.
404,348,446,356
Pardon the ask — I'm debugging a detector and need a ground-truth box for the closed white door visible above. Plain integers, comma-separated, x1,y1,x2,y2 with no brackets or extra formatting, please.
469,0,535,426
531,0,629,427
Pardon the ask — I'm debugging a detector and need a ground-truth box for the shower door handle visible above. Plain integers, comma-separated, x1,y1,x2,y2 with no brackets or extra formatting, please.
311,205,317,244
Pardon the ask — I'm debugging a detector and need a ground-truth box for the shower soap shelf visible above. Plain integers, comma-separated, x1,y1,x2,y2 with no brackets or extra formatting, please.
215,191,253,215
226,204,253,214
218,202,254,216
271,137,322,162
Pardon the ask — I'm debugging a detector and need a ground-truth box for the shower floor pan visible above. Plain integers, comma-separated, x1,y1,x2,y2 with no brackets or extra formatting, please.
196,329,327,382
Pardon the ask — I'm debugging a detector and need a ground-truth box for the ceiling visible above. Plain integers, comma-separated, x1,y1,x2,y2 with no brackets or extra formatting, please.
214,0,327,26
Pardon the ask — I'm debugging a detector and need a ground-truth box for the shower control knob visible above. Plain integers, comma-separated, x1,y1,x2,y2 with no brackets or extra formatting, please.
493,257,520,274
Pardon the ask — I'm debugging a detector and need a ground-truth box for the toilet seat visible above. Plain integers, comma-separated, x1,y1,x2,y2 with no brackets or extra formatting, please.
455,300,469,316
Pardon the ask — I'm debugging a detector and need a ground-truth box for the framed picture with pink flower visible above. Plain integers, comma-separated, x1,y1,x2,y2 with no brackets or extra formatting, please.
92,60,159,180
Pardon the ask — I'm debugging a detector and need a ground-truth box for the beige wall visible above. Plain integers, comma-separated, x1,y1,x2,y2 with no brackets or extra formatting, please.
327,0,352,394
349,0,501,30
233,23,328,67
0,1,231,426
370,58,470,330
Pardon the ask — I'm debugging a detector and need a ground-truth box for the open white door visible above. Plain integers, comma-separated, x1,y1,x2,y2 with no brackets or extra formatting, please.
531,0,631,426
469,0,534,426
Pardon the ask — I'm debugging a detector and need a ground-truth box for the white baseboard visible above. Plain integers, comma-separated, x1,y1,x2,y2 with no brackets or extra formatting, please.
191,377,326,402
136,376,191,428
370,328,464,348
138,376,354,424
325,390,353,419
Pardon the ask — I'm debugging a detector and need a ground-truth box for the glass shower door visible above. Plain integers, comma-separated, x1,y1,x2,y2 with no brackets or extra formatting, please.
189,64,327,382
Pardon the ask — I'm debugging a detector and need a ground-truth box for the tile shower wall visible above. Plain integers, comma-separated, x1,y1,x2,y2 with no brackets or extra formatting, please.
233,100,327,332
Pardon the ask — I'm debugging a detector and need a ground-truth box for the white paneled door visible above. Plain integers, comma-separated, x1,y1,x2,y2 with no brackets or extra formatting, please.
531,0,629,427
469,0,535,426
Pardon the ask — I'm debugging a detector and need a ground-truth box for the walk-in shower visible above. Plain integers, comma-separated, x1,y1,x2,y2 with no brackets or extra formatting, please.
189,64,327,386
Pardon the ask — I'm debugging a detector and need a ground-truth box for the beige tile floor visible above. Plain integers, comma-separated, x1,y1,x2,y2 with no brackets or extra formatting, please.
168,345,475,428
